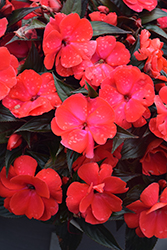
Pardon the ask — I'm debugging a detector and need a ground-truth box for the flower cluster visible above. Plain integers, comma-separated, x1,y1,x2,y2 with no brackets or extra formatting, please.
1,0,167,249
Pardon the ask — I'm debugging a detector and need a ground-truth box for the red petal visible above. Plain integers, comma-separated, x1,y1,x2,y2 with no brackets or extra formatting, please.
66,182,89,214
106,42,130,66
39,197,59,221
66,129,89,154
104,176,128,193
96,36,116,59
0,17,8,37
125,98,146,122
140,183,159,207
78,162,99,185
79,187,94,213
43,30,62,54
60,44,82,67
13,155,37,176
11,175,50,198
98,163,113,182
10,189,44,219
0,47,11,70
59,13,80,38
36,168,62,203
91,194,112,222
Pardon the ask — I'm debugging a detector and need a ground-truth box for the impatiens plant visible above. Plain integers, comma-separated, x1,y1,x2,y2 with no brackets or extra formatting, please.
1,0,167,249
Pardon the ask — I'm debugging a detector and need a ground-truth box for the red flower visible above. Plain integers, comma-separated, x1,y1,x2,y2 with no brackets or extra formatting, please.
2,70,62,118
66,162,128,224
140,139,167,176
51,93,116,158
122,0,157,12
0,155,62,221
0,17,8,37
89,6,117,26
134,29,167,80
72,140,123,171
149,86,167,141
7,134,22,151
0,47,18,100
74,35,130,88
124,182,167,238
99,65,155,129
43,13,96,74
33,0,62,12
157,9,167,29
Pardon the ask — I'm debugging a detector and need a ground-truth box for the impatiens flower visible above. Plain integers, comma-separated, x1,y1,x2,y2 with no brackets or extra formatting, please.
0,155,62,221
0,17,8,37
74,35,130,88
43,12,96,76
7,134,22,151
134,29,167,80
2,70,62,118
149,86,167,141
32,0,62,12
89,5,117,26
99,65,155,129
0,47,18,100
157,9,167,29
66,162,128,224
122,0,157,12
72,140,123,171
140,139,167,176
51,93,117,158
124,182,167,238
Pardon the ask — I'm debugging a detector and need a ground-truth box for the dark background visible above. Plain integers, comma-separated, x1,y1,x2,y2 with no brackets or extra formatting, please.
0,216,166,250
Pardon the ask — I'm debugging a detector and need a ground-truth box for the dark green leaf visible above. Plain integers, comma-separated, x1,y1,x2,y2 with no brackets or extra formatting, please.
61,0,81,16
55,221,83,250
0,104,20,122
0,0,6,9
121,137,147,160
19,42,43,73
7,7,40,27
125,227,157,250
99,0,134,16
116,125,138,140
81,0,88,18
15,111,54,133
0,122,23,144
0,197,22,218
71,86,88,95
91,21,131,36
110,208,133,221
66,149,80,174
140,8,167,24
27,150,49,169
85,81,98,98
143,24,167,42
53,73,74,102
124,184,145,206
24,18,46,31
77,218,122,250
5,148,22,176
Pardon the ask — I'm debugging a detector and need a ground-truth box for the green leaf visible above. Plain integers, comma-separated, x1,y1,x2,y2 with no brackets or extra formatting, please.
77,218,122,250
55,221,83,250
140,8,167,24
125,227,157,250
91,21,131,36
27,150,49,169
143,24,167,42
5,148,22,176
0,197,22,218
85,81,98,98
0,0,6,9
81,0,88,18
0,122,23,144
7,7,40,27
61,0,81,16
66,149,80,173
23,18,46,31
99,0,134,16
116,125,138,140
19,42,43,73
0,104,20,122
15,111,54,133
53,73,74,102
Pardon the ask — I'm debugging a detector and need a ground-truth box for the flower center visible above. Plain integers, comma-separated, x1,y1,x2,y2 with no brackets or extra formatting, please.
124,94,130,102
31,95,39,101
27,184,35,190
82,122,87,130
